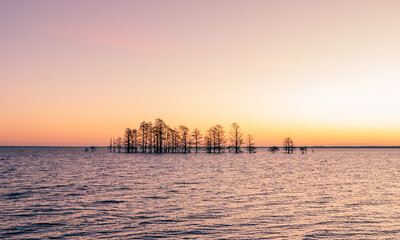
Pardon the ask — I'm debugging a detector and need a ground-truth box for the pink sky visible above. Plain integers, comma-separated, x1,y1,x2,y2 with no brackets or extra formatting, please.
1,1,399,146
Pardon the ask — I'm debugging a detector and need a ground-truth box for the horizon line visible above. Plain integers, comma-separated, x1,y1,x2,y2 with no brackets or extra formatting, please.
1,145,400,149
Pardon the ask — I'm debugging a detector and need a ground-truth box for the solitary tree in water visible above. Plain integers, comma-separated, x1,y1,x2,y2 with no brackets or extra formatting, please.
229,122,243,153
191,128,202,153
246,134,256,153
283,137,294,154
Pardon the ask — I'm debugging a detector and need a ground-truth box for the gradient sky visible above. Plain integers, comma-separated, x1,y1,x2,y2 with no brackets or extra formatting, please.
1,0,399,146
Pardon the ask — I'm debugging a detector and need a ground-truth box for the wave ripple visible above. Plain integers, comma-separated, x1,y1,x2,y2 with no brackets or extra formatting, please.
1,147,400,239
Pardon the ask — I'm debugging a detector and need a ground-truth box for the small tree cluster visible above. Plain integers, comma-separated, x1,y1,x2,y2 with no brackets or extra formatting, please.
268,146,279,153
110,137,122,153
111,119,255,154
205,124,225,153
283,137,294,154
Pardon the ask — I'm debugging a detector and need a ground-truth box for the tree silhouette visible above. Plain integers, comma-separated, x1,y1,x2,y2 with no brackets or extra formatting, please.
147,121,153,153
131,129,139,152
214,124,225,153
171,127,179,153
139,121,148,153
283,137,294,154
300,146,307,154
165,126,172,153
247,134,256,153
191,128,202,153
153,119,168,153
179,125,189,153
124,128,132,153
268,146,279,153
208,126,217,153
204,132,212,153
229,122,243,153
116,137,122,153
115,118,257,155
188,137,192,153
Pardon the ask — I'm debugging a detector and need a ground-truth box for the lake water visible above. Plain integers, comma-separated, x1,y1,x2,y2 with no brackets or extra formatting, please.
1,147,400,239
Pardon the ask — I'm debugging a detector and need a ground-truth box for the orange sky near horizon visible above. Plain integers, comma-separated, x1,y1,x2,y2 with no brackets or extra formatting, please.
1,1,399,146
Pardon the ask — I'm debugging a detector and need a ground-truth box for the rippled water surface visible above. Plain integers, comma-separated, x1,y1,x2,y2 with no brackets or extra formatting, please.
1,147,400,239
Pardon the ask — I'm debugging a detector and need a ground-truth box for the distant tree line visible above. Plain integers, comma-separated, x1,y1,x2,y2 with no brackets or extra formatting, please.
109,118,256,154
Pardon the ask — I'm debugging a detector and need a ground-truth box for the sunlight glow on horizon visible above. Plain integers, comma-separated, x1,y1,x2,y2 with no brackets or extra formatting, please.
1,0,399,146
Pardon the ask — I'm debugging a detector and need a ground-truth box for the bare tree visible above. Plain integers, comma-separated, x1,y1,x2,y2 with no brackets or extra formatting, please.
131,129,139,152
116,119,256,155
214,124,225,153
204,133,212,153
153,119,167,153
165,126,172,153
179,125,189,153
283,137,294,154
124,128,132,153
188,138,192,153
147,121,153,153
172,127,179,153
205,125,225,153
191,128,202,153
247,135,256,153
208,126,217,153
229,122,243,153
116,137,122,153
139,121,148,153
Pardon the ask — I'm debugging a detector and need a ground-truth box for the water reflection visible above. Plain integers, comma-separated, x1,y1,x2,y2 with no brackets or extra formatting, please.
0,147,400,239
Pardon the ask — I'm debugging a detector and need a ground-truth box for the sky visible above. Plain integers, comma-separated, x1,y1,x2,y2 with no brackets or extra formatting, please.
1,0,399,146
